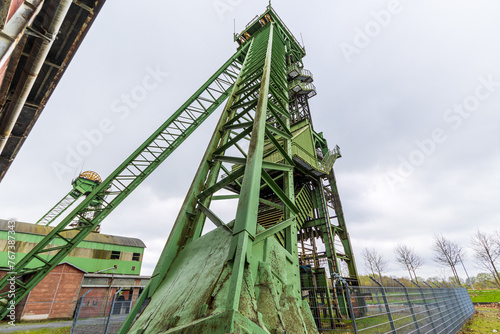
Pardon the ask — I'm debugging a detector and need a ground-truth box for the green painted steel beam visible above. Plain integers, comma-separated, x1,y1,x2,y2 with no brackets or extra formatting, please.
327,169,359,282
212,194,239,200
254,217,296,244
265,123,292,140
225,25,275,311
197,167,245,201
265,128,294,166
262,161,293,172
196,201,232,233
261,169,299,214
313,182,342,275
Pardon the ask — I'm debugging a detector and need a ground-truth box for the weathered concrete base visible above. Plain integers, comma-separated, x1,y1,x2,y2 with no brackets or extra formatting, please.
128,226,318,333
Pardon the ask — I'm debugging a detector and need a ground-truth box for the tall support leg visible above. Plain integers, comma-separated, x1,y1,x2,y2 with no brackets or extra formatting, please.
326,169,359,283
225,24,275,311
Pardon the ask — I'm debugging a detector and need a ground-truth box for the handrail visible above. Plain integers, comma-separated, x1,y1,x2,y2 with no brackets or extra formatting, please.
287,64,313,82
288,79,316,95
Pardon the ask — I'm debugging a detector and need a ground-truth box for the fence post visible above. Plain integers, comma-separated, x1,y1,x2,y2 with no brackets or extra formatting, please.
71,289,92,334
393,279,420,334
333,273,357,333
423,281,447,332
374,289,383,313
105,287,123,334
412,280,437,334
370,277,396,334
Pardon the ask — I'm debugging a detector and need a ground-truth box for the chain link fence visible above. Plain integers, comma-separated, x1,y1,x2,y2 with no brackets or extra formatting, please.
302,277,475,333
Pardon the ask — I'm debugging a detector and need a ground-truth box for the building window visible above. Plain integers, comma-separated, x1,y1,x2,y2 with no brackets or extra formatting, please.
132,253,141,261
110,251,121,260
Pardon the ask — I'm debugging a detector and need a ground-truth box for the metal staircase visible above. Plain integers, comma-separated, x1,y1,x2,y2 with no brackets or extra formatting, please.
256,184,314,246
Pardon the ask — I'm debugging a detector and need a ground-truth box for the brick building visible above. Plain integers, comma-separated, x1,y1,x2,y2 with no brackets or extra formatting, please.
0,219,149,321
0,264,149,321
14,263,84,320
77,273,149,318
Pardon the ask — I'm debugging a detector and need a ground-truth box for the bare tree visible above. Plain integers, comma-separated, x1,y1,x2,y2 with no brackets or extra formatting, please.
362,247,387,283
495,230,500,252
394,244,423,283
471,230,500,288
432,234,465,285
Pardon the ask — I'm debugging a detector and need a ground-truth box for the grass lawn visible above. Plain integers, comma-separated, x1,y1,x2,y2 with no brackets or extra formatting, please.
459,304,500,333
468,289,500,303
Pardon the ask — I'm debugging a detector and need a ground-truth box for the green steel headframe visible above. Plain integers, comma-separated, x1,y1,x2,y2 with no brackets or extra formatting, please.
0,7,360,330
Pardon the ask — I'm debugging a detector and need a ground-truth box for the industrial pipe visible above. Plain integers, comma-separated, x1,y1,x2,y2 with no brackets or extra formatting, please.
0,0,73,154
0,0,44,69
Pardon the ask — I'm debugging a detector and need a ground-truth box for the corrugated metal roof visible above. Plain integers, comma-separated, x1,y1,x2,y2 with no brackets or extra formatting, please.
0,219,146,248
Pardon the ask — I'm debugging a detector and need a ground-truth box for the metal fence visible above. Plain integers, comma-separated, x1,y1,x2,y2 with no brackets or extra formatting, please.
303,278,475,333
70,288,139,334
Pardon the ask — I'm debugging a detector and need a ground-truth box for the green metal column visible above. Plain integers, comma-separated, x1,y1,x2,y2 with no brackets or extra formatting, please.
225,24,275,312
313,181,342,277
326,169,359,283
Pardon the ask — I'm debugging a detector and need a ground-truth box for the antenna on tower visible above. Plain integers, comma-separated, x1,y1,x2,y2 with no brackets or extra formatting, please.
300,33,305,48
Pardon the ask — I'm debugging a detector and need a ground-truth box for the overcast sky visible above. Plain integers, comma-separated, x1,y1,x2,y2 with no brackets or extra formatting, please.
1,0,499,281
